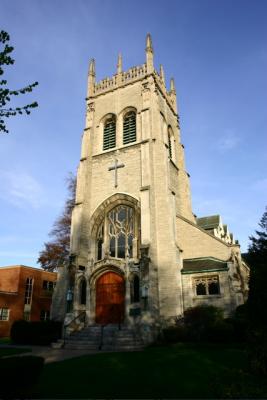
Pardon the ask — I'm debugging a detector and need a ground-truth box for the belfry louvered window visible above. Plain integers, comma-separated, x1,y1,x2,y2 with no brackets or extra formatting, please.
123,111,136,145
103,117,116,150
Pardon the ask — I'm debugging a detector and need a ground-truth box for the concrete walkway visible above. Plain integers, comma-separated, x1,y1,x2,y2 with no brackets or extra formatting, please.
0,344,100,364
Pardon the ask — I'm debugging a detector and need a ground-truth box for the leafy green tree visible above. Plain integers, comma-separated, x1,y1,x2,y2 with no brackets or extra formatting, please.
0,30,38,133
38,174,76,272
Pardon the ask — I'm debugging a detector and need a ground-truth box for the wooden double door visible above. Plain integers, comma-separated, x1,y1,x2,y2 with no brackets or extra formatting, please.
95,272,125,324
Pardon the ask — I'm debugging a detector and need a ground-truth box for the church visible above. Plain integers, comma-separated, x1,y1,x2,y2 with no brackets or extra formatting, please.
52,34,249,346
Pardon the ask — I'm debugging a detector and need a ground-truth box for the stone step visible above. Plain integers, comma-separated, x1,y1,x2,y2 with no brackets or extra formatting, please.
65,340,100,348
65,340,99,346
102,345,144,351
62,324,144,352
114,338,141,343
70,334,101,339
64,344,99,350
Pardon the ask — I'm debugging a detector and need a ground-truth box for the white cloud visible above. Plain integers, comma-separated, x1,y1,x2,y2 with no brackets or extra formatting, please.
0,170,45,209
217,131,240,152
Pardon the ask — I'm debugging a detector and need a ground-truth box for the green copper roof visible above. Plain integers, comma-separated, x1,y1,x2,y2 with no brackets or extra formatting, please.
182,257,228,274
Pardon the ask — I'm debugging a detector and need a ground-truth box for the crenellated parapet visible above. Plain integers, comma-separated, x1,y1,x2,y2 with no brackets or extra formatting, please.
92,63,148,96
86,34,177,114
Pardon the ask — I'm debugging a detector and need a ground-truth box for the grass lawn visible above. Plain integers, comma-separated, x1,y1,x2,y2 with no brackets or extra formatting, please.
0,337,12,344
0,347,32,357
33,343,267,398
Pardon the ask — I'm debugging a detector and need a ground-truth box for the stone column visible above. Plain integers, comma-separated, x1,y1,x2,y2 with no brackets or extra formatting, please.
124,261,131,326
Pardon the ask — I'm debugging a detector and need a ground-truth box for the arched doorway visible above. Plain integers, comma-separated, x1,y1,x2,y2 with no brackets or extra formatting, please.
95,272,125,324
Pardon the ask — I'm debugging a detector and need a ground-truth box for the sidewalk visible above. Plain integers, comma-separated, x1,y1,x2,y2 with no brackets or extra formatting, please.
0,344,99,364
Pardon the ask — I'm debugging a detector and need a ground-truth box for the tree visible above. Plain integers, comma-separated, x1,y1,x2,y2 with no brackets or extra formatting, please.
245,207,267,375
38,174,76,272
246,206,267,325
0,30,38,133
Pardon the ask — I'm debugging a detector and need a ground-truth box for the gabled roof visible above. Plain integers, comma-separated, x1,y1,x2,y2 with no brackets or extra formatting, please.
182,257,228,274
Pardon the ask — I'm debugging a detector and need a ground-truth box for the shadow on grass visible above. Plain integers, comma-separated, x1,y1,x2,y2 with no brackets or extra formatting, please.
33,343,267,399
0,347,32,357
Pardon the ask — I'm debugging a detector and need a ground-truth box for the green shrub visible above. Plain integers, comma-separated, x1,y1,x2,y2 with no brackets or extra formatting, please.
11,320,62,345
247,328,267,376
207,319,236,343
162,325,189,344
0,355,44,397
184,305,224,342
231,303,250,341
10,319,29,344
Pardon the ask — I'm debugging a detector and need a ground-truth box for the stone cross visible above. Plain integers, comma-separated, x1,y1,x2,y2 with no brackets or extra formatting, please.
108,159,125,188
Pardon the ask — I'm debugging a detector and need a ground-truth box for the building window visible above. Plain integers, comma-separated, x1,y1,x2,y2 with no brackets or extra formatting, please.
0,308,9,321
40,310,50,321
23,311,30,321
103,116,116,150
130,275,140,303
168,132,172,159
24,277,33,305
108,205,134,259
168,126,174,159
79,278,87,305
194,276,220,296
42,280,54,291
97,222,104,261
123,111,136,145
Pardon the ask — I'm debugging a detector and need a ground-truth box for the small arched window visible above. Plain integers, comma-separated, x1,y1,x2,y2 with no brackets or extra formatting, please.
123,111,136,145
168,133,172,159
103,116,116,150
130,275,140,303
79,278,87,305
168,127,173,159
96,222,104,261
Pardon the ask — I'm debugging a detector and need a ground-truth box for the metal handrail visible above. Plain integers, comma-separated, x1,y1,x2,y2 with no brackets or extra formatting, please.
63,311,86,345
99,324,107,350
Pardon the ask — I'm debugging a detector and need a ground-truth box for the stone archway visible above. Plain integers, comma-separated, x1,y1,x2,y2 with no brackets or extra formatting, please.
95,271,125,324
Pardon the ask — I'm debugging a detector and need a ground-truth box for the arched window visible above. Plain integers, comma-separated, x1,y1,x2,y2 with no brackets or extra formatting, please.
108,205,134,259
168,127,173,159
168,132,172,159
131,275,140,303
96,222,104,261
79,278,87,305
103,116,116,150
123,111,136,145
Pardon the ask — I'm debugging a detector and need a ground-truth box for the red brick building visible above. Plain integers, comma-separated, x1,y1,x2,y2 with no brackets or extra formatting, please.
0,265,57,337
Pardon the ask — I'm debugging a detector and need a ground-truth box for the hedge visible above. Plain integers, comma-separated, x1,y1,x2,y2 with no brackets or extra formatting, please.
11,320,62,345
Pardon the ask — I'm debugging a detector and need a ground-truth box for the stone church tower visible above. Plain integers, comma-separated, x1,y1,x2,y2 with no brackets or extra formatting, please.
52,35,249,344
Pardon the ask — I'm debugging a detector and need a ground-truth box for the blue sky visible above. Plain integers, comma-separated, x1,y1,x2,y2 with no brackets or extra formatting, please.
1,0,266,267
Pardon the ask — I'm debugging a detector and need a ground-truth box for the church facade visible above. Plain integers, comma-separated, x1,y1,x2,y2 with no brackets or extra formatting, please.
52,35,249,342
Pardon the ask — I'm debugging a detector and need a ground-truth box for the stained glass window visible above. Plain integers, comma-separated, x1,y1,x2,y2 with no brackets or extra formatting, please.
80,278,87,305
130,275,140,303
108,205,134,259
97,222,104,260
